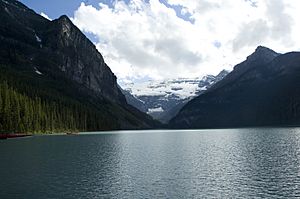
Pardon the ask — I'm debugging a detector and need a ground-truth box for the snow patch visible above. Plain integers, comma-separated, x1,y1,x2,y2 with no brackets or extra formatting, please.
147,107,164,114
34,67,42,75
123,77,203,99
35,34,42,43
40,12,52,21
123,70,229,116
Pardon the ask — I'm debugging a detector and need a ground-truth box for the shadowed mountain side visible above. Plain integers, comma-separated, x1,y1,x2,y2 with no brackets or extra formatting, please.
0,0,160,132
169,47,300,129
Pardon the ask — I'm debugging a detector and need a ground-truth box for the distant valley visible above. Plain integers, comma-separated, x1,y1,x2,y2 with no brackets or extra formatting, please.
122,70,229,123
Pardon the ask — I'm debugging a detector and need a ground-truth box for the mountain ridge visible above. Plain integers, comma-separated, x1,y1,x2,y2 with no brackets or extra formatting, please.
169,47,300,128
0,0,160,132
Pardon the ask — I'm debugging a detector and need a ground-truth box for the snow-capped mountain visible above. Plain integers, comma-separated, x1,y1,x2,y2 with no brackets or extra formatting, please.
122,70,230,123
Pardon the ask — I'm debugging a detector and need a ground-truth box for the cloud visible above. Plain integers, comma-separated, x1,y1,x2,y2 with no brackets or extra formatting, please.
232,19,270,52
40,12,52,21
232,0,294,52
72,0,300,82
72,1,206,80
266,0,293,41
168,0,221,15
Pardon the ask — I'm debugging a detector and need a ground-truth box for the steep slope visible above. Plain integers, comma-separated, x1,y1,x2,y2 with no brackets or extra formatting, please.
120,87,148,113
0,0,160,132
122,70,229,123
169,46,300,129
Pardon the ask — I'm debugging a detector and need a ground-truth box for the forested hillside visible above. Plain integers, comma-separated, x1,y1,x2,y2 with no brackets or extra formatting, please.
0,0,160,133
0,65,120,133
0,65,160,133
0,82,84,133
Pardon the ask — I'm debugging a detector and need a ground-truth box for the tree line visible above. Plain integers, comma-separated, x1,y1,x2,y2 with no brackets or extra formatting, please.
0,80,117,134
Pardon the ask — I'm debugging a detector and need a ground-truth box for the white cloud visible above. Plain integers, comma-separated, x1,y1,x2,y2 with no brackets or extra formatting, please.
72,0,300,82
40,12,52,21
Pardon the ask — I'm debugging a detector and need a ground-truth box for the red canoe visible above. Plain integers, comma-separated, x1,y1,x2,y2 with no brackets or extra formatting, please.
0,133,32,139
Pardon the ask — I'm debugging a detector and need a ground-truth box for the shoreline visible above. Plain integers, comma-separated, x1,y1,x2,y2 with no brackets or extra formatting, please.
0,133,32,140
2,125,300,139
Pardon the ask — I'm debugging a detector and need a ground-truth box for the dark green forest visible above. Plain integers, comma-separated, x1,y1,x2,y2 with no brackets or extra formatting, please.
0,81,83,133
0,81,120,133
0,65,120,134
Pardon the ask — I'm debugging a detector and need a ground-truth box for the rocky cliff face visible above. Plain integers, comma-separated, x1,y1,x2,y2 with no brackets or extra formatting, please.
44,16,126,104
0,0,160,130
169,47,300,129
0,0,125,104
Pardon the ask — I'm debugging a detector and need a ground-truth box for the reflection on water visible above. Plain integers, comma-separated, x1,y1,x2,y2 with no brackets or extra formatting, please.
1,128,300,198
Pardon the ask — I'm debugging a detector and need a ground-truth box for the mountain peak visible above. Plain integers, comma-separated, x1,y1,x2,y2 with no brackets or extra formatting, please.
247,46,279,63
58,15,71,22
232,46,280,72
255,45,272,51
169,49,300,129
56,15,73,27
255,45,278,54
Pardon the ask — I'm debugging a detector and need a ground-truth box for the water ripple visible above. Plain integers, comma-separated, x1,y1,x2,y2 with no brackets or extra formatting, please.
1,128,300,198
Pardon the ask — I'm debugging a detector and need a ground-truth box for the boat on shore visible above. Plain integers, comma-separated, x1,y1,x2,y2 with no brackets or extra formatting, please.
0,133,32,140
66,132,79,135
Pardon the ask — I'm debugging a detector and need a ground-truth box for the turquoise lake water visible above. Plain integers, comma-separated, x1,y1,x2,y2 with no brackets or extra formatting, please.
1,128,300,198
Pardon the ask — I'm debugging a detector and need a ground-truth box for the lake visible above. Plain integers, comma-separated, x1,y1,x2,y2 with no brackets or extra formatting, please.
1,128,300,198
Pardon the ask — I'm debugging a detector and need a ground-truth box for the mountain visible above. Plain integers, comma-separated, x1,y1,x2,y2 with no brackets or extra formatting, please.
0,0,160,133
169,46,300,129
120,87,148,113
122,70,229,123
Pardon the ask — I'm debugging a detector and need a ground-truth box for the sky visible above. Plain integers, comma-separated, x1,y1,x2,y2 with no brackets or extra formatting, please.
20,0,300,84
